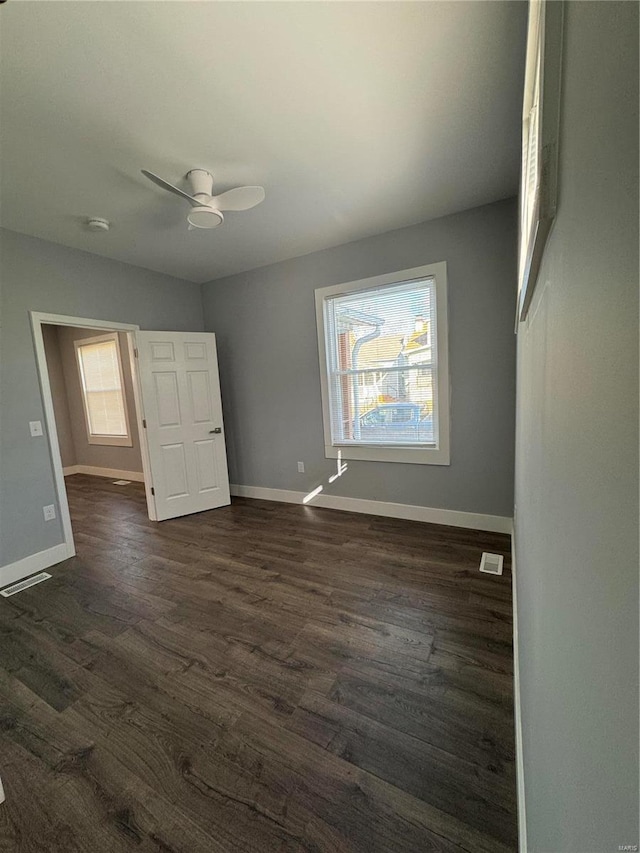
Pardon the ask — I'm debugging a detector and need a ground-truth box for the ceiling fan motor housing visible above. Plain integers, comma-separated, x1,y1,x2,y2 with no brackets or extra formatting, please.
187,168,214,198
185,169,223,228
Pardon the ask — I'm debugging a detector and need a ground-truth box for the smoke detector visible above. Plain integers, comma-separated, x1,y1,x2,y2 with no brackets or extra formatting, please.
86,217,110,232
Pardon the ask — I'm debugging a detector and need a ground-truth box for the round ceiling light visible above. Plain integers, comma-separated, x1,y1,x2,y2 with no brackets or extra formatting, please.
187,206,224,229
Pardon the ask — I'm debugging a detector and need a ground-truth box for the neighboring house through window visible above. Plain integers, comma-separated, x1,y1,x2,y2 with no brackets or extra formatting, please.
315,262,450,465
74,333,133,447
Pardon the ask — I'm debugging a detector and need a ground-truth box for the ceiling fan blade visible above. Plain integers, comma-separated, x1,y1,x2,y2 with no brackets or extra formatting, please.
141,169,203,207
213,186,265,212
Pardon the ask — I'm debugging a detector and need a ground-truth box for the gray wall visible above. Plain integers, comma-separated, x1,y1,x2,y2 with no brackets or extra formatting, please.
0,228,204,567
202,198,517,518
42,324,76,469
55,325,144,474
514,3,639,851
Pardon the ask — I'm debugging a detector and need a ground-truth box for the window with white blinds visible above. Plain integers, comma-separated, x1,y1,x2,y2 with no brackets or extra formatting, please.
519,0,543,291
74,334,133,446
517,0,562,321
316,263,450,466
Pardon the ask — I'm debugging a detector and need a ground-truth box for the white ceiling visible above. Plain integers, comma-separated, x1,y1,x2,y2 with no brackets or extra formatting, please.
1,2,526,283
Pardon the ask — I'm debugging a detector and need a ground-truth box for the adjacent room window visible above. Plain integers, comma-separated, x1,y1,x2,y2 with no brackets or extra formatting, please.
74,333,133,446
315,262,450,465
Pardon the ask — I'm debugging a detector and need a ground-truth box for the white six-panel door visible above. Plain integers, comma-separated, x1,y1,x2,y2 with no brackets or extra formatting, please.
135,332,230,521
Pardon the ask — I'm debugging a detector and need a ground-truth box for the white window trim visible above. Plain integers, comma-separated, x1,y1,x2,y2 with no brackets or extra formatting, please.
74,332,133,447
517,0,563,323
315,262,450,466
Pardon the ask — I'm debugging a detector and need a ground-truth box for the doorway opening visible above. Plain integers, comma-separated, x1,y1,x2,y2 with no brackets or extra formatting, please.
32,312,152,561
32,312,231,563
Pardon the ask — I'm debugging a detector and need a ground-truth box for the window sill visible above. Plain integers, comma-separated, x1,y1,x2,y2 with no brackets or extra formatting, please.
88,435,133,447
325,444,450,466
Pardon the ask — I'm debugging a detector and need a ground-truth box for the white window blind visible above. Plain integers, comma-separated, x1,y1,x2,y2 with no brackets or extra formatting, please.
76,337,129,439
519,43,542,286
323,277,438,448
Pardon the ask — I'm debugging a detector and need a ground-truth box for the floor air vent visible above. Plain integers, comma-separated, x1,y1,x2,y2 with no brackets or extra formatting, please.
1,572,52,597
479,553,504,576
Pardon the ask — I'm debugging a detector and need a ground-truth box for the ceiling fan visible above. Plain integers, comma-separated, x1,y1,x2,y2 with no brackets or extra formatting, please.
141,168,265,230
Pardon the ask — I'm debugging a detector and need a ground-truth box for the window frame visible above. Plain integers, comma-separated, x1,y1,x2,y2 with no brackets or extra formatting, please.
315,261,450,466
517,0,563,322
74,332,133,447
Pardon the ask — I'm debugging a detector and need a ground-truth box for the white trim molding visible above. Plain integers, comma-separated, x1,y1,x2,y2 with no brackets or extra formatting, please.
511,526,528,852
63,465,145,482
230,484,512,534
0,542,73,590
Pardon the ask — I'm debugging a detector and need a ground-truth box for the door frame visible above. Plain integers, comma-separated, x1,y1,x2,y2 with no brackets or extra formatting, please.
30,311,149,558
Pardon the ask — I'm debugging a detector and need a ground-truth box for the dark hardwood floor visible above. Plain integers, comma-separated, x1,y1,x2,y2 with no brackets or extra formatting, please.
0,474,517,852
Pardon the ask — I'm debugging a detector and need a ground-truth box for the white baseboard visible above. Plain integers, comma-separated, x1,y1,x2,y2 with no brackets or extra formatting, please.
0,542,73,589
63,465,144,483
511,527,528,853
230,484,512,534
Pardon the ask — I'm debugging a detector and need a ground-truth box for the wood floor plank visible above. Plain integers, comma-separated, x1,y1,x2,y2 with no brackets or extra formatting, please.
229,710,512,853
286,691,517,845
0,473,516,851
0,685,231,852
327,669,515,767
63,700,307,852
0,617,96,711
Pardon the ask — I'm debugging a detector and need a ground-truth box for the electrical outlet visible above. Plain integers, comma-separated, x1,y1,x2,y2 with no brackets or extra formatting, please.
29,420,43,437
43,504,56,522
297,461,305,473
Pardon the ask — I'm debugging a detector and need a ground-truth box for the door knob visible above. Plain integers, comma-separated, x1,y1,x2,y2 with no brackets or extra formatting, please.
210,427,222,434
